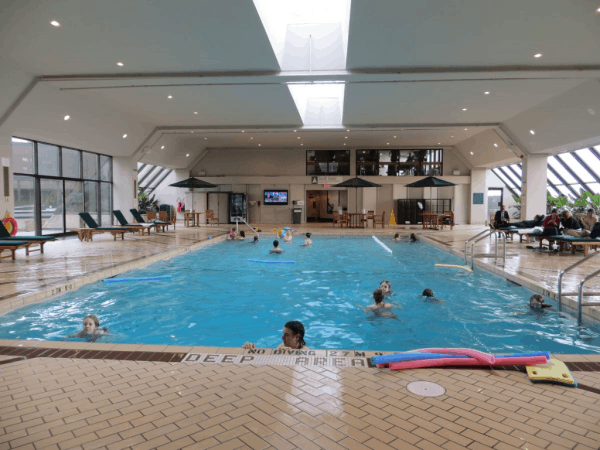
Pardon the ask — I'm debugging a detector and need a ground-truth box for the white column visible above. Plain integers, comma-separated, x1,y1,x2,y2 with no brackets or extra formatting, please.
112,156,138,222
521,155,547,220
470,168,488,225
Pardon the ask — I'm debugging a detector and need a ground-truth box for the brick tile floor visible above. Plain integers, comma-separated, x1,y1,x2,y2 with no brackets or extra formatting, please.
1,357,599,449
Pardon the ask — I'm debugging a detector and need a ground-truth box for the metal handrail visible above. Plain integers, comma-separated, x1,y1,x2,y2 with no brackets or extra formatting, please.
577,267,600,326
466,229,507,270
233,217,259,238
471,231,496,270
557,251,600,313
464,229,492,265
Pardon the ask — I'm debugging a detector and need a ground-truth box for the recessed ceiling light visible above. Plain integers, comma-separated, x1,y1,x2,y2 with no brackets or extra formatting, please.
393,136,397,138
161,145,165,149
387,143,390,145
451,135,454,137
345,136,348,139
297,137,300,139
301,144,304,146
194,111,198,114
117,62,124,67
250,137,253,139
186,154,189,157
64,115,70,120
168,95,172,99
464,128,468,131
258,144,261,146
462,108,467,111
597,7,600,12
50,20,60,27
204,138,207,140
346,129,350,132
122,134,127,138
241,130,245,133
484,91,490,95
343,143,346,146
494,143,498,147
470,152,474,155
438,143,441,145
294,130,297,132
530,130,535,135
534,53,542,58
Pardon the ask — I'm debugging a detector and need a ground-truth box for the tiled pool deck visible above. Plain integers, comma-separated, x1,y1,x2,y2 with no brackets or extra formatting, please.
1,224,600,449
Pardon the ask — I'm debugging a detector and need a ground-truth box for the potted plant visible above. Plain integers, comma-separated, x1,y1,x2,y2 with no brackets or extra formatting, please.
138,187,160,213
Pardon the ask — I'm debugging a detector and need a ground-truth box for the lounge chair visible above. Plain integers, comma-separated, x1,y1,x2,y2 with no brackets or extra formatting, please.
0,221,56,254
75,212,133,242
130,209,168,232
549,236,600,257
113,210,155,236
0,240,31,260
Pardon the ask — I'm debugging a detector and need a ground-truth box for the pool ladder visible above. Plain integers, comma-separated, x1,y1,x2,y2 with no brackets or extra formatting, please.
233,217,259,238
464,229,506,271
557,251,600,326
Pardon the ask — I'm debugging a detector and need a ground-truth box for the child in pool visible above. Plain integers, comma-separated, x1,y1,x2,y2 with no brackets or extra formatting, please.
379,280,391,294
393,233,401,242
235,230,246,240
358,289,400,316
282,230,293,243
409,233,418,242
229,227,238,240
530,294,552,309
69,315,109,339
250,235,259,243
304,233,312,246
270,240,283,253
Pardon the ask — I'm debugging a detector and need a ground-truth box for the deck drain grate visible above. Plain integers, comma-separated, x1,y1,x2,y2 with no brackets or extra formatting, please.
407,381,446,397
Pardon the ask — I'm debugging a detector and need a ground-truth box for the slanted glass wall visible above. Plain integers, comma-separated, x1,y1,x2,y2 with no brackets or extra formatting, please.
11,137,112,236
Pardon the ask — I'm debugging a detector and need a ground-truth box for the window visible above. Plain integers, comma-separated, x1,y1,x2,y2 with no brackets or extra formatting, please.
306,150,350,175
11,137,112,235
357,149,443,176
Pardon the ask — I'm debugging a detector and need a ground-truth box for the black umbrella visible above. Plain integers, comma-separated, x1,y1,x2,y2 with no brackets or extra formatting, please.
169,177,218,189
404,176,456,218
332,177,382,213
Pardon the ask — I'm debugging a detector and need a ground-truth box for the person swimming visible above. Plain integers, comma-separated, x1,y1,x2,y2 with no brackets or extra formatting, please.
379,280,391,294
358,289,400,318
393,233,401,242
422,289,433,297
69,315,109,341
242,320,309,350
410,233,418,242
530,294,552,309
282,230,293,243
304,233,312,246
270,240,283,253
235,230,246,240
250,235,259,243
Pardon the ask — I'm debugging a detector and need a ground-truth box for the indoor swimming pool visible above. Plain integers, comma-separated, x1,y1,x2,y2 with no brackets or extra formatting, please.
1,236,599,353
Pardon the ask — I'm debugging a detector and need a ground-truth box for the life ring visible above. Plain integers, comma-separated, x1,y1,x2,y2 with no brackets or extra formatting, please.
3,213,17,236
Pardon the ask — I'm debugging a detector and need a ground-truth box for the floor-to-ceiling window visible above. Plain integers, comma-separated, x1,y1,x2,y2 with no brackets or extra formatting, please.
11,137,112,236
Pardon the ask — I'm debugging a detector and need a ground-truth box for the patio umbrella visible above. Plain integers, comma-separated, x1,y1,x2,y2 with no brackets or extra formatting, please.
169,178,218,213
404,176,456,216
332,177,382,213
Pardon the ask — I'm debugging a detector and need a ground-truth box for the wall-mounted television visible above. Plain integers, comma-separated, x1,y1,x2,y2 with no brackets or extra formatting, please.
264,190,288,205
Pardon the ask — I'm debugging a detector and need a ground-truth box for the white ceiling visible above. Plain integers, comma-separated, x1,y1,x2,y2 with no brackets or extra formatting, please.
2,0,600,170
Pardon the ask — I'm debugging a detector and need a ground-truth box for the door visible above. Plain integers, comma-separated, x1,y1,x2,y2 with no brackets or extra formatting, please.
488,188,503,222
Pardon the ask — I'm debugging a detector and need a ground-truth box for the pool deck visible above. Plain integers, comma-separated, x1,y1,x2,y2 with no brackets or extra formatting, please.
1,224,600,449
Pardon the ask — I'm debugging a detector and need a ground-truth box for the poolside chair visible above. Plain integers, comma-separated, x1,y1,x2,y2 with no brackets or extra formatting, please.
0,240,32,260
130,209,168,232
75,212,133,242
373,211,386,228
332,211,342,228
113,210,155,236
0,221,56,254
159,211,176,230
549,236,600,257
206,210,219,225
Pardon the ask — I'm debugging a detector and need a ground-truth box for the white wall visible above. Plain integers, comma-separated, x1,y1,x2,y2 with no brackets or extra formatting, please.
112,156,137,223
470,168,488,224
0,133,13,216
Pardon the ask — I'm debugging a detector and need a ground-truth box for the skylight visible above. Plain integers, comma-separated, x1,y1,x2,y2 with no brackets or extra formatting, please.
253,0,351,127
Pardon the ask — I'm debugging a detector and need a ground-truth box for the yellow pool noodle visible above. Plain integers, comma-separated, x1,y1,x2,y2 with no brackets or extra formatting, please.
435,264,474,273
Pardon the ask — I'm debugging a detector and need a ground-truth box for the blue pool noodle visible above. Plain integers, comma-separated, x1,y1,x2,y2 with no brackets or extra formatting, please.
104,275,172,283
371,351,550,365
248,259,296,264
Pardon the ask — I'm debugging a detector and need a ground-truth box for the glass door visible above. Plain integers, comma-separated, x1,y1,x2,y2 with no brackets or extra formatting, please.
488,188,503,222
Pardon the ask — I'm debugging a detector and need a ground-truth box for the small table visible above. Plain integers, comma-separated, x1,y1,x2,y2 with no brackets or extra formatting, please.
184,211,205,227
422,212,442,230
348,213,366,228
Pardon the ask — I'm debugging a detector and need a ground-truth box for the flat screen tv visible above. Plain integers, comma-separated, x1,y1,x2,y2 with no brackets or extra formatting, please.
264,190,288,205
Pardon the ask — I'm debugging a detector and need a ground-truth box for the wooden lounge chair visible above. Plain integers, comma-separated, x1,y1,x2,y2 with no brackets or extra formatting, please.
0,221,56,254
332,211,343,228
75,212,133,242
550,236,600,256
159,211,176,230
0,240,31,260
373,211,386,228
113,210,155,236
130,209,168,232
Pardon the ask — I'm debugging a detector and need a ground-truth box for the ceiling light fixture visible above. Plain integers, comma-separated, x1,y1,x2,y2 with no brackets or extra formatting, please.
387,143,390,145
241,130,245,132
484,91,490,95
462,108,467,111
470,152,474,155
204,138,207,140
343,143,346,146
64,115,70,120
250,137,253,139
117,62,124,67
494,143,498,147
168,95,172,99
346,129,350,132
294,130,297,132
451,135,454,137
297,137,300,139
301,144,304,146
438,143,441,145
161,145,165,149
258,144,261,146
534,53,542,58
393,136,397,138
464,128,468,131
186,154,189,157
194,111,198,115
530,130,535,135
123,134,127,138
50,20,60,27
345,136,348,139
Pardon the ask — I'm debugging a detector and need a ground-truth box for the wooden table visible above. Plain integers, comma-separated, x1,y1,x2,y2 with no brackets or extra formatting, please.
184,212,205,227
348,213,366,228
421,212,442,230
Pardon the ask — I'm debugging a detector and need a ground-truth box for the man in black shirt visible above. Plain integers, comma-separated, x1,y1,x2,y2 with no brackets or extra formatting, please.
494,205,510,228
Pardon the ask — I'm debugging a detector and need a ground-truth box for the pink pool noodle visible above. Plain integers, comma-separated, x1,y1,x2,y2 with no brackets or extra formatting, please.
389,355,547,371
412,348,496,365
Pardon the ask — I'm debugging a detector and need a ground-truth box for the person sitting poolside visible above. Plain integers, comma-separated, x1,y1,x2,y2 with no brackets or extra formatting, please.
530,294,552,309
567,209,597,238
242,320,309,350
379,280,391,294
304,233,312,246
494,205,510,229
69,315,109,341
270,240,283,253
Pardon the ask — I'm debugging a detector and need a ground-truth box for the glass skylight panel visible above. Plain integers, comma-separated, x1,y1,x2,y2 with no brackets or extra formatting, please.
548,186,560,197
494,169,520,189
254,0,351,127
137,164,152,180
556,185,573,198
558,153,594,183
587,183,600,194
508,164,522,176
547,170,562,186
576,148,600,179
548,157,577,184
504,170,522,187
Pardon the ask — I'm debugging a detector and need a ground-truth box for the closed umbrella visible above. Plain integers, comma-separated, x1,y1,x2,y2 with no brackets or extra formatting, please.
404,176,456,226
169,178,218,214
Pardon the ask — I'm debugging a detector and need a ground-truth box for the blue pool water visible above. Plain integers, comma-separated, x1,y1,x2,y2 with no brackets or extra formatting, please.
1,236,599,353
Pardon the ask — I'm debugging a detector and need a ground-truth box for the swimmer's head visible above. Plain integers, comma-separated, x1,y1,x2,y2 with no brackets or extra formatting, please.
530,294,544,305
231,227,236,232
422,289,434,297
283,320,306,349
83,315,99,334
305,233,311,238
273,240,279,248
379,280,391,293
253,235,258,242
240,230,245,238
373,289,385,304
410,233,417,241
394,233,400,239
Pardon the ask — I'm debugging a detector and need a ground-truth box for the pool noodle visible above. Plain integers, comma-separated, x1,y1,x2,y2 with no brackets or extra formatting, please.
435,264,473,273
372,351,550,366
248,259,296,264
372,236,392,254
389,355,548,370
104,275,172,283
